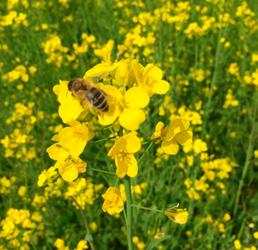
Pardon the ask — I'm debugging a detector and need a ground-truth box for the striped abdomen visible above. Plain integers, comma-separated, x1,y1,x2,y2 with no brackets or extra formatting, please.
86,87,109,112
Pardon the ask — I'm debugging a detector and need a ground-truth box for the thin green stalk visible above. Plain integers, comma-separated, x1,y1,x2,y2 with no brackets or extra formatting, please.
138,141,153,163
125,177,133,250
89,167,115,175
131,204,163,214
203,29,223,131
72,197,96,250
233,103,256,216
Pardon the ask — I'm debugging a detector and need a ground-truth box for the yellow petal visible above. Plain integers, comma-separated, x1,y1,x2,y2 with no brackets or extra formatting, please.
47,143,69,161
114,60,130,86
131,60,144,85
58,122,88,157
162,141,179,155
115,155,128,178
37,170,47,187
125,133,141,153
57,161,78,182
58,97,84,124
144,64,163,80
119,108,145,131
53,80,70,103
152,80,170,94
175,130,193,145
164,118,190,142
84,62,118,78
126,154,138,177
125,87,149,108
57,158,86,182
151,121,165,141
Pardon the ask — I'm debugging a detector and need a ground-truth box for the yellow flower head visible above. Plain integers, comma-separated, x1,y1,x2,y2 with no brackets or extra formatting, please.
108,132,141,178
152,118,192,155
102,187,124,215
94,39,114,63
165,208,189,224
56,157,86,182
47,121,89,161
75,240,88,250
133,61,170,96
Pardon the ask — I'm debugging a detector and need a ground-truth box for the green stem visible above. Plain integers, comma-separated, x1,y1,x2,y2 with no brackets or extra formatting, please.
125,177,133,250
233,102,256,216
72,197,96,250
131,204,163,214
203,29,223,131
89,167,115,175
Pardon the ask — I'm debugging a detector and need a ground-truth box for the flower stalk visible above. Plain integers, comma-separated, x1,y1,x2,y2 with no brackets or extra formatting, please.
125,177,133,250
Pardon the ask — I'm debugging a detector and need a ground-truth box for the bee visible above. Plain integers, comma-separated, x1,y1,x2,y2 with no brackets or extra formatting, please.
68,78,109,112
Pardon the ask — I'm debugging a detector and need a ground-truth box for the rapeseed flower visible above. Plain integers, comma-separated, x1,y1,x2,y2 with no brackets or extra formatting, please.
108,132,141,178
55,157,86,182
152,118,192,155
102,187,124,215
133,62,170,96
165,208,189,224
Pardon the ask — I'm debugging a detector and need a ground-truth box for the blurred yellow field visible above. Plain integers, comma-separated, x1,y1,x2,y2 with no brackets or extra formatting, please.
0,0,257,249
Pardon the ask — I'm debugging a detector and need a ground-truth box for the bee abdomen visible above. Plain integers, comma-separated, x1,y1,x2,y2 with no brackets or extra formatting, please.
90,88,109,112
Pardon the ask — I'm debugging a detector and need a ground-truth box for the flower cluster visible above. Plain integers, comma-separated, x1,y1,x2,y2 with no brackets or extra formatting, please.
40,43,194,221
0,208,44,249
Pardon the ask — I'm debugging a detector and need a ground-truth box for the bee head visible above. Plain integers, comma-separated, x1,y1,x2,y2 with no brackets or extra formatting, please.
68,79,82,91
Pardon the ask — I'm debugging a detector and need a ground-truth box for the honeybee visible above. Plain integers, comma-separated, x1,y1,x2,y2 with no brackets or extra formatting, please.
68,78,109,112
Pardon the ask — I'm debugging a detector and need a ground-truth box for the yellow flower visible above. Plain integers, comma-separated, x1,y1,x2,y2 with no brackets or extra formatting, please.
47,144,70,161
37,167,58,187
108,132,141,178
47,121,89,160
102,187,124,215
17,186,27,197
94,39,114,62
234,240,241,250
133,62,170,96
75,240,88,250
57,121,89,157
56,157,86,182
54,238,69,250
152,118,192,155
223,213,231,222
165,208,189,224
253,231,258,239
193,139,208,154
53,80,84,124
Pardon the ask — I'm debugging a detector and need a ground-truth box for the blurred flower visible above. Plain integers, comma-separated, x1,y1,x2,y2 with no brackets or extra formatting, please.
56,157,86,182
54,238,69,250
102,187,124,215
233,240,241,250
75,240,88,250
165,208,189,224
152,118,192,155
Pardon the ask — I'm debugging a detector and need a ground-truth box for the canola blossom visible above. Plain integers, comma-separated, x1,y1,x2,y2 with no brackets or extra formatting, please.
0,0,257,249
